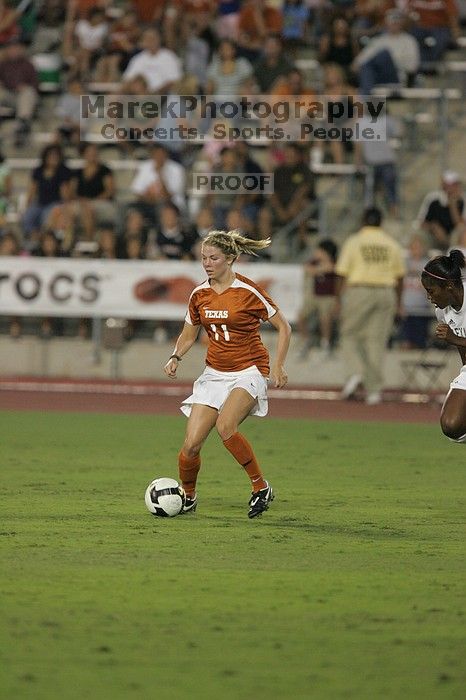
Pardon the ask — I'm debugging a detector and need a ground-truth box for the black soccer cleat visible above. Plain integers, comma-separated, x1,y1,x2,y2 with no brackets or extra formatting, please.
180,493,197,514
248,482,274,518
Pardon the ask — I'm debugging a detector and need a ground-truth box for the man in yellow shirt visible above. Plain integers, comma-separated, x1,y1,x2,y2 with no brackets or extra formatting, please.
335,207,406,405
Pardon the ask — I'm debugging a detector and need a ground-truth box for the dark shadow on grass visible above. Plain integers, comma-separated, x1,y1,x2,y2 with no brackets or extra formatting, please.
258,517,410,539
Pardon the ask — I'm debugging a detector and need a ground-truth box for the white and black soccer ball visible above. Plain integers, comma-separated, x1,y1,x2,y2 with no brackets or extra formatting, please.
144,477,185,517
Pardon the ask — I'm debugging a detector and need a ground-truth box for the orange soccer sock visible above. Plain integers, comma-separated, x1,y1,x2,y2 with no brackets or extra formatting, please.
178,451,201,497
222,432,267,492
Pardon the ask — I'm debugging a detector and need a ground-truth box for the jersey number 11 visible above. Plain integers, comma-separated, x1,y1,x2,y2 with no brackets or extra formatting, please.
210,324,230,341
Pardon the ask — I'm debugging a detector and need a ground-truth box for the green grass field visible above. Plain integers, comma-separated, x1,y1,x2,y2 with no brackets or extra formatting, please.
1,409,465,700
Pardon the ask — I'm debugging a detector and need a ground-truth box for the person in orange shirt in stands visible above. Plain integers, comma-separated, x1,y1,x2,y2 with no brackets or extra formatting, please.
68,0,109,20
131,0,166,24
164,230,291,518
0,0,20,48
237,0,283,61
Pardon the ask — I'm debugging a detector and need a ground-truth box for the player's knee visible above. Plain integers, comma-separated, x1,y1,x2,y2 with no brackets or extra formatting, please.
181,440,201,459
215,417,236,442
440,415,466,441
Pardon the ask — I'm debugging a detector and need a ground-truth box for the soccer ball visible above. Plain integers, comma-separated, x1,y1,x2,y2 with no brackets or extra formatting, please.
144,477,185,517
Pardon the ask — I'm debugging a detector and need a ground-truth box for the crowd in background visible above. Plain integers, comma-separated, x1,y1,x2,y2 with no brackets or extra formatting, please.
0,0,465,346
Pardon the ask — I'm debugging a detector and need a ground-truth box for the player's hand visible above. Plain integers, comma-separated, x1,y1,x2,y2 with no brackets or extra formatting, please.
272,364,288,388
435,323,456,344
164,357,178,378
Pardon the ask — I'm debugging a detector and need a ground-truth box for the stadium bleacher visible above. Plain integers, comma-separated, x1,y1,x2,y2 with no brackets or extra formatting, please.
1,0,466,359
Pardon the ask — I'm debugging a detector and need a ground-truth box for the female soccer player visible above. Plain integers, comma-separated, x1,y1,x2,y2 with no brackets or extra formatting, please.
421,249,466,442
163,230,291,518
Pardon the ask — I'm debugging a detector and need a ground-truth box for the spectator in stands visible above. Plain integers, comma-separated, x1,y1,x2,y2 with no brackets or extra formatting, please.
33,229,65,337
216,0,241,40
320,63,355,165
281,0,311,53
353,0,394,40
257,142,315,242
34,228,65,258
269,68,316,141
72,0,110,20
271,66,315,103
202,146,242,230
336,207,406,405
252,34,295,93
121,234,146,260
55,77,83,147
120,231,147,340
0,38,38,147
131,0,165,24
318,16,359,78
0,228,20,255
130,143,186,229
0,229,22,338
354,108,402,216
195,115,237,168
164,0,216,52
122,207,149,245
179,19,210,91
153,202,199,260
407,0,460,64
225,208,257,251
22,144,74,248
123,75,197,163
111,73,155,157
193,206,214,239
233,140,265,224
94,8,141,82
205,39,253,99
0,0,19,48
399,234,433,349
71,7,109,80
0,148,12,231
237,0,283,62
33,0,66,53
96,223,118,259
416,171,465,251
45,190,92,253
450,220,466,252
297,238,339,358
121,27,182,94
76,143,116,233
352,9,420,94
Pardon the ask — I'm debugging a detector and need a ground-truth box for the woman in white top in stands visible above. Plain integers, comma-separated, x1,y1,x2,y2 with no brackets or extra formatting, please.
421,249,466,442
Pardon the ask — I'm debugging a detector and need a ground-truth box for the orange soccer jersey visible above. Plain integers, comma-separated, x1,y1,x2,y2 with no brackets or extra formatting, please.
185,273,278,375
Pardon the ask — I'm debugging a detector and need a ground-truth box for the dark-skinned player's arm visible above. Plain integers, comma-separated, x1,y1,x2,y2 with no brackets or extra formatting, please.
435,323,466,365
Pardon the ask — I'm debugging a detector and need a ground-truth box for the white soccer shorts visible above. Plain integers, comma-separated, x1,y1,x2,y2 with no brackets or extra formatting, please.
180,365,269,418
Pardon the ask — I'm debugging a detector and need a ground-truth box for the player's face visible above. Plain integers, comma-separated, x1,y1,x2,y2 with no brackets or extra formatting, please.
422,277,451,309
201,245,231,281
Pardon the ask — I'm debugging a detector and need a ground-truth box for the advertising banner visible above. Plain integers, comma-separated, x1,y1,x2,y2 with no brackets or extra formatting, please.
0,258,303,322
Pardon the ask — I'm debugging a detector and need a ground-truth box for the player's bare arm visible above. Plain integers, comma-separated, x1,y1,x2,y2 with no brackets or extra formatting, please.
164,322,200,378
435,323,466,346
268,310,291,388
435,323,466,365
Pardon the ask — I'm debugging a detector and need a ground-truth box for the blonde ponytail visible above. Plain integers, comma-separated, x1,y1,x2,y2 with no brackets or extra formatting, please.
202,230,271,258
